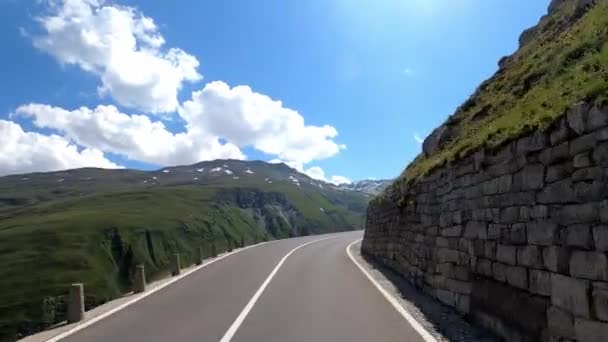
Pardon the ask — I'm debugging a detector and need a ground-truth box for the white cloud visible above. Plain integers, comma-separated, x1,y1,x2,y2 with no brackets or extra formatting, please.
413,132,424,144
180,81,346,165
0,120,120,176
305,166,351,185
8,1,351,178
32,0,201,113
16,103,245,166
269,160,350,185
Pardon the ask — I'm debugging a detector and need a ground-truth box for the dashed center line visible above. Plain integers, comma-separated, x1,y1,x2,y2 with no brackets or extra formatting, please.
219,236,334,342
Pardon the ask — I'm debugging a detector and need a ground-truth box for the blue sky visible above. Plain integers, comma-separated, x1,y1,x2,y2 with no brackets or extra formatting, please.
0,0,548,182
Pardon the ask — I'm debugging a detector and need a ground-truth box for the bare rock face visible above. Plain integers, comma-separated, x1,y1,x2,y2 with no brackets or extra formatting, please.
549,0,594,13
548,0,569,13
422,124,454,156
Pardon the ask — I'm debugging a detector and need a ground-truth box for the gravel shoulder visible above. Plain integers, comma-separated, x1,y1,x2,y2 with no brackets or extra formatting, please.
350,240,498,342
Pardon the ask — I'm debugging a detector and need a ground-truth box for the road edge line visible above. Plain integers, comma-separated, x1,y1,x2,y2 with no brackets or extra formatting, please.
346,239,437,342
45,241,271,342
219,236,334,342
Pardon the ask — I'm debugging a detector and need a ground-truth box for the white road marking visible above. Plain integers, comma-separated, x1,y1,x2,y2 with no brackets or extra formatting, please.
346,239,438,342
219,236,334,342
44,242,271,342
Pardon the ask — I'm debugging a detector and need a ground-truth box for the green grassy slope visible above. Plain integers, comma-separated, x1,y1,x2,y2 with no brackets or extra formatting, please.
401,0,608,183
0,161,368,341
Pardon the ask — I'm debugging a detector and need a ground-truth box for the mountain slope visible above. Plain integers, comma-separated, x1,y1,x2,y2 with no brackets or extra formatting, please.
0,160,368,340
401,0,608,184
338,179,393,196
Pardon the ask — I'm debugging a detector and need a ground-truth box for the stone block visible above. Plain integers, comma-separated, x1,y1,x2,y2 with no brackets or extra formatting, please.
551,273,590,318
574,181,604,202
482,178,499,195
560,203,599,224
476,258,493,276
505,265,527,289
570,251,608,281
528,221,559,245
593,225,608,251
543,246,570,274
593,142,608,166
441,225,462,237
540,142,570,165
563,224,592,250
437,248,460,263
455,293,470,314
446,278,472,294
572,166,603,182
602,200,608,223
463,221,487,239
517,245,542,269
484,241,496,259
497,174,512,193
488,224,506,240
592,282,608,322
566,101,591,135
537,179,575,204
573,152,592,168
574,318,608,342
458,238,474,254
531,205,549,219
436,262,454,277
453,211,463,225
436,289,455,307
499,206,520,223
496,244,517,265
570,133,597,156
545,163,573,183
517,164,545,190
511,223,527,245
587,105,608,132
493,262,507,282
517,130,547,153
454,266,469,281
519,206,530,222
530,269,552,296
547,305,575,340
436,237,449,248
597,126,608,141
550,118,574,145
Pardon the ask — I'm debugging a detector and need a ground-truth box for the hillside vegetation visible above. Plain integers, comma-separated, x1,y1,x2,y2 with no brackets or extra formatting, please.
401,0,608,184
0,160,368,341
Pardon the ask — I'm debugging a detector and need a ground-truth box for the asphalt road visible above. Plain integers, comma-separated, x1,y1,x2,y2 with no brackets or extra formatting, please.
61,231,426,342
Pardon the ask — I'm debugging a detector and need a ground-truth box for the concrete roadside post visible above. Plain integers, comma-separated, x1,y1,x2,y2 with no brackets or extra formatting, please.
67,283,85,323
134,264,146,293
172,253,181,276
211,241,217,257
196,246,204,265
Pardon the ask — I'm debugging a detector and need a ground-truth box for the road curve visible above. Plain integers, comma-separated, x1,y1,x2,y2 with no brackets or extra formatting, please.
60,231,426,342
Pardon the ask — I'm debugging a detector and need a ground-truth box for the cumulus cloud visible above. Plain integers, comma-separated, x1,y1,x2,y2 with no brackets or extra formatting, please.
32,0,201,113
6,1,350,178
269,160,350,185
15,78,346,172
16,103,245,166
413,132,424,144
180,81,346,165
0,120,120,176
304,166,351,185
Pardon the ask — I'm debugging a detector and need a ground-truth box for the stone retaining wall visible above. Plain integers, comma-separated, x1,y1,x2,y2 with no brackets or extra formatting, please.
362,102,608,342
